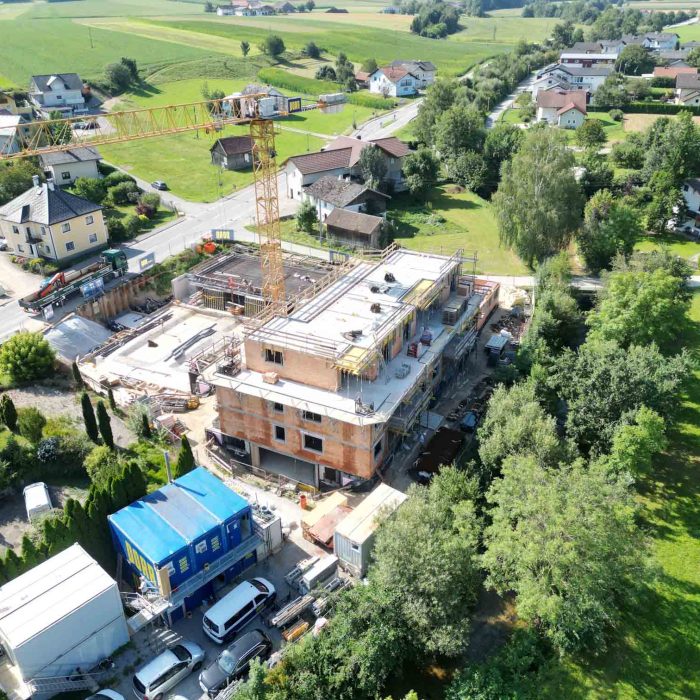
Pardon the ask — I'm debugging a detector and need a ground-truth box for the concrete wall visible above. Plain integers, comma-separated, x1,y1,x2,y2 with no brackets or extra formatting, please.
216,387,378,479
76,275,150,322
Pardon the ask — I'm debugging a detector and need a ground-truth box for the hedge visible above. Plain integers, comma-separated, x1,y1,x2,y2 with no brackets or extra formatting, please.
593,102,700,116
257,67,397,110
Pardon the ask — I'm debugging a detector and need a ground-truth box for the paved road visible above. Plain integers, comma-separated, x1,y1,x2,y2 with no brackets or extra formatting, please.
485,73,538,129
352,98,422,140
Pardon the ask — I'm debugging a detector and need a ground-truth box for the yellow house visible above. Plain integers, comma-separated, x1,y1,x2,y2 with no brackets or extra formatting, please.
0,176,107,262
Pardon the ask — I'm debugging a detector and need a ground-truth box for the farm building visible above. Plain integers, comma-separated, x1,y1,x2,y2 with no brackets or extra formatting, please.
210,136,253,171
334,484,407,577
325,208,385,249
109,467,260,624
0,544,129,699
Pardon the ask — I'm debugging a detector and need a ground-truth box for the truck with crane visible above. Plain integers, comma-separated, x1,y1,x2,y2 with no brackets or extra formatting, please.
19,249,128,314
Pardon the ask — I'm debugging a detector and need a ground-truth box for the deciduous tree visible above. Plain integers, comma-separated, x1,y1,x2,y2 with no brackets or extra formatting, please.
402,148,439,199
296,200,318,233
576,119,607,150
358,144,387,189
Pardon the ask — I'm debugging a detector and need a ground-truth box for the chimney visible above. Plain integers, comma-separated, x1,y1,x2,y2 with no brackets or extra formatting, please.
32,175,40,188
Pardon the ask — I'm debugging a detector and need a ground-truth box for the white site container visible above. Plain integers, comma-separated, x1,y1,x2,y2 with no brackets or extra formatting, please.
0,544,129,682
299,555,338,594
318,93,346,105
333,484,407,578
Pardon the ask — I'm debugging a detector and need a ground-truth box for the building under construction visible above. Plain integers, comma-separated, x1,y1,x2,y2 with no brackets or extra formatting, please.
173,244,335,316
208,245,499,489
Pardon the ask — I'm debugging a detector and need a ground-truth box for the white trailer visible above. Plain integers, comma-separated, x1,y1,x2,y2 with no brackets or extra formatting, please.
0,544,129,686
334,484,407,577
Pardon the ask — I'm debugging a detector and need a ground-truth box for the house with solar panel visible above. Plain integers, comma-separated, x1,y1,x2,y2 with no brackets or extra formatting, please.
108,467,270,625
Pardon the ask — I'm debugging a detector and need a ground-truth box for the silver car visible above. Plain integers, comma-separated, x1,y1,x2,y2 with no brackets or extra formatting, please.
133,641,205,700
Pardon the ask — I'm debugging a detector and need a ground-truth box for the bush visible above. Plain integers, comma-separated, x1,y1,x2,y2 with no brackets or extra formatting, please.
73,177,107,204
104,171,135,187
140,192,161,211
84,445,123,486
18,407,46,445
107,180,140,206
0,332,55,384
37,437,60,463
106,217,127,243
104,62,132,93
124,215,142,237
315,65,337,81
609,109,624,122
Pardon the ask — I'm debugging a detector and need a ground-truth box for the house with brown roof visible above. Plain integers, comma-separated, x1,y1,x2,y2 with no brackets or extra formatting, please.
325,208,385,249
369,67,419,97
355,71,370,89
653,66,698,81
675,73,700,106
302,175,390,220
536,89,587,128
210,135,253,170
284,135,411,199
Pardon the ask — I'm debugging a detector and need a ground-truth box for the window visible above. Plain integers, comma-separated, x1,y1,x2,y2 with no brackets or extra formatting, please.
303,434,323,453
224,601,254,629
61,222,71,233
88,233,98,243
302,410,322,423
61,171,71,180
65,241,75,252
195,541,208,554
17,244,24,253
264,348,283,364
274,425,286,442
85,215,94,225
273,402,284,413
11,226,18,234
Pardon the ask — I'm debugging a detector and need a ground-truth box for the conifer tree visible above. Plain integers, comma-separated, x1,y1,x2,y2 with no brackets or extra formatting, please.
71,361,83,387
172,435,195,478
0,394,17,432
81,391,99,443
96,400,114,449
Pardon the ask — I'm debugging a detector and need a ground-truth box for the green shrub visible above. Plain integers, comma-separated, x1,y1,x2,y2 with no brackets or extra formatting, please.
0,332,55,384
104,171,135,187
124,215,142,237
609,109,624,122
107,180,140,206
85,445,123,486
17,407,46,444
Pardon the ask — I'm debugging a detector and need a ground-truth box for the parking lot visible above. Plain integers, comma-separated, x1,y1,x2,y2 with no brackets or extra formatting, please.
109,477,327,700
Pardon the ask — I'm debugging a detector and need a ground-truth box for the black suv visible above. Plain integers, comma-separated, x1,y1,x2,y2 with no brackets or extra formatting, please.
198,629,272,697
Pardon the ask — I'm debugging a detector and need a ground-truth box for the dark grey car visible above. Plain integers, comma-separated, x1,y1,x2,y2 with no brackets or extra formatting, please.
198,629,272,697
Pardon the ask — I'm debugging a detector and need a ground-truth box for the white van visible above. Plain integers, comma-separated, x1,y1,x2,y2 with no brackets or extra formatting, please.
202,578,276,644
23,482,52,522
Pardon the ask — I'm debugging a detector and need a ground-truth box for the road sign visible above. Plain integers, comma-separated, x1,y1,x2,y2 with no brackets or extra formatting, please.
138,253,156,271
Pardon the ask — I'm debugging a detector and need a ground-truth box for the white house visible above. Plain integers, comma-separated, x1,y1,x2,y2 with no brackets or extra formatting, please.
643,32,679,51
302,175,390,220
0,114,21,156
369,67,418,97
676,73,700,106
536,90,587,128
29,73,85,116
284,135,410,199
533,63,612,97
683,178,700,216
216,5,236,14
390,60,437,88
39,146,102,185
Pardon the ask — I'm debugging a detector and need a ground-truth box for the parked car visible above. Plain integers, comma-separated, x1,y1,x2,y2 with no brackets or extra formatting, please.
86,691,124,700
202,578,276,644
73,120,99,130
199,629,272,697
151,180,168,191
132,641,205,700
23,482,52,522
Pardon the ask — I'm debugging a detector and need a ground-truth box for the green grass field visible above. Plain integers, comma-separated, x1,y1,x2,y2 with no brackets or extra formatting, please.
388,185,527,274
635,232,700,263
499,109,628,143
539,290,700,698
675,21,700,42
100,126,325,202
21,0,206,19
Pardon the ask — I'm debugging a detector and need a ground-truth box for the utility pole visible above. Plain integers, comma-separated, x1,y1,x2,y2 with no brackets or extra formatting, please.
88,26,94,49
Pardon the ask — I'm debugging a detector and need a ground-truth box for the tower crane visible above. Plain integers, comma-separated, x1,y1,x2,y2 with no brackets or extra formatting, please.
0,94,299,317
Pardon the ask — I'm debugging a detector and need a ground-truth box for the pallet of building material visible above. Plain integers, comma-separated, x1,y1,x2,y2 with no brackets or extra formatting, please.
271,594,315,628
281,619,310,642
284,556,319,586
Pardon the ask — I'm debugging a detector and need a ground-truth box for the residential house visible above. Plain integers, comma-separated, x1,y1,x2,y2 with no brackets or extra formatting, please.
535,90,587,128
325,208,385,249
390,60,437,88
533,63,612,96
653,66,697,81
369,67,419,97
600,39,627,56
682,41,700,51
209,248,498,488
675,73,700,106
0,177,107,261
39,146,102,185
0,91,33,121
569,41,604,53
285,136,411,198
643,32,679,51
559,52,616,67
0,115,21,156
216,4,236,14
683,178,700,218
274,0,296,10
233,1,274,15
355,71,370,89
660,50,690,67
210,135,253,170
302,175,390,220
29,73,85,116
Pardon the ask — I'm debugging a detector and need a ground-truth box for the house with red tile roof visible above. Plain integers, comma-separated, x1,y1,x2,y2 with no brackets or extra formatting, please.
535,89,587,128
369,67,419,97
284,136,411,199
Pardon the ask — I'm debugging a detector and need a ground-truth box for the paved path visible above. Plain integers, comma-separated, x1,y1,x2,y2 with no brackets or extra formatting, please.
485,73,538,129
352,98,422,140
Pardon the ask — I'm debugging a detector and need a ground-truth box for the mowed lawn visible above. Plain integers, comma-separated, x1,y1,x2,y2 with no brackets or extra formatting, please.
499,109,627,143
675,21,700,42
540,290,700,698
0,18,214,85
388,186,527,274
143,18,513,76
100,127,325,202
635,232,700,263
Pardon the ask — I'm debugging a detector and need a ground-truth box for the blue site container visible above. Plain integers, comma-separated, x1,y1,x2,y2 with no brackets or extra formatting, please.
108,467,257,622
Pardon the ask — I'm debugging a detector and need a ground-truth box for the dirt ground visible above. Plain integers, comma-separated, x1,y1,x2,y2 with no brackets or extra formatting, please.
6,382,136,448
623,112,700,132
0,483,88,553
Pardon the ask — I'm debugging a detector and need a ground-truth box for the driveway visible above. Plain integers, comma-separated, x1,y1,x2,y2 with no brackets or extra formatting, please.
352,98,422,140
485,73,538,129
